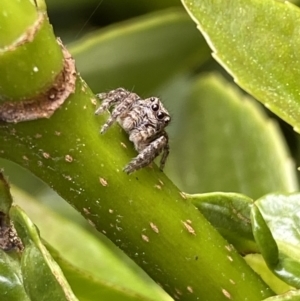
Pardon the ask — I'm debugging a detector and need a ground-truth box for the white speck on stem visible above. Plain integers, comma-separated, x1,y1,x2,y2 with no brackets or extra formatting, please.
222,288,232,299
181,220,196,235
65,154,73,163
187,286,194,293
43,152,50,159
141,234,149,242
99,177,108,186
227,255,233,262
150,222,159,233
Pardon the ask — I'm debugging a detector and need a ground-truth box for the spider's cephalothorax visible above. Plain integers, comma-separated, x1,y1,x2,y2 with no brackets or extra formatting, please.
95,88,171,174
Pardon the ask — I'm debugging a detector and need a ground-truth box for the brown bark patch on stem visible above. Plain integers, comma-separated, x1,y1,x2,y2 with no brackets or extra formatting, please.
0,39,76,123
0,213,23,252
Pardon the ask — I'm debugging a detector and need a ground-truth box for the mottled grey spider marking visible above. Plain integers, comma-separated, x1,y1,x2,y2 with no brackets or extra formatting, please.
95,88,171,174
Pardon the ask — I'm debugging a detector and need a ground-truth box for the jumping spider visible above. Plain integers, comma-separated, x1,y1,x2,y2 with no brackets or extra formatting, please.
95,88,171,174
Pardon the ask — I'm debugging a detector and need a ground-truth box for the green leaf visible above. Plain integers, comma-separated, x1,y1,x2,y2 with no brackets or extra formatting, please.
181,0,300,132
0,250,30,301
48,246,167,301
0,172,29,301
167,74,297,199
185,192,257,254
69,9,210,94
10,205,78,301
263,290,300,301
245,254,293,295
251,205,279,266
251,194,300,288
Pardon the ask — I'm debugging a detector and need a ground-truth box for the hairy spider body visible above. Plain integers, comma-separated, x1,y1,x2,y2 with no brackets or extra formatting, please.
95,88,171,174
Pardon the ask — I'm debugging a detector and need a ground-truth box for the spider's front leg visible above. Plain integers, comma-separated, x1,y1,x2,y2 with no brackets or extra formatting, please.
159,139,170,171
123,134,169,174
95,88,140,134
95,88,128,114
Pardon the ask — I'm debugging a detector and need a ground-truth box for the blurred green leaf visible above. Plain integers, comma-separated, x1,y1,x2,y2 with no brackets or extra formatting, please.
182,0,300,132
251,195,300,288
167,74,297,199
47,0,182,40
48,246,166,301
69,9,210,94
47,0,179,14
46,0,100,10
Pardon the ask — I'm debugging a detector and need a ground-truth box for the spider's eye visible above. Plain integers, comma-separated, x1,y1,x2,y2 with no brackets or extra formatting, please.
152,104,159,111
157,112,165,119
150,97,156,102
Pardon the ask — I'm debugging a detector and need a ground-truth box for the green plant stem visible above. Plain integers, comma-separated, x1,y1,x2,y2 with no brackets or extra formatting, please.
0,0,274,300
0,0,63,100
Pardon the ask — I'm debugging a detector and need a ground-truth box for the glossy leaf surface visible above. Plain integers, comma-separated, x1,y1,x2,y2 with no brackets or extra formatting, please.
251,194,300,288
182,0,300,132
186,192,257,253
